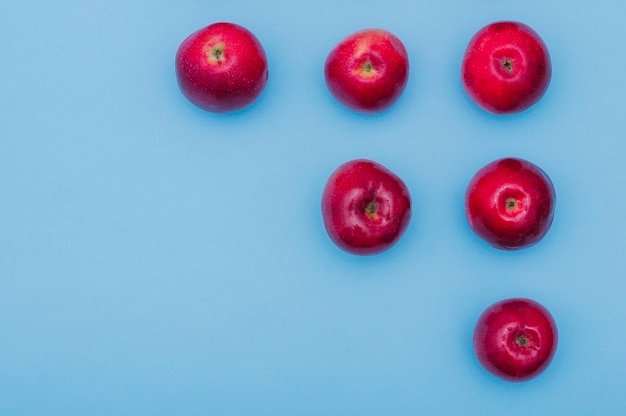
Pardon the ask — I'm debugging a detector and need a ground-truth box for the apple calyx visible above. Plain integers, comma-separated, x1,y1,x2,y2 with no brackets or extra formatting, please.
506,198,518,211
514,331,531,348
494,54,522,82
501,58,514,73
496,186,529,220
503,196,526,217
493,52,521,80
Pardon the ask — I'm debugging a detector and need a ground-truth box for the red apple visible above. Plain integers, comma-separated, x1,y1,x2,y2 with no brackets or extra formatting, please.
324,29,409,113
175,22,269,113
473,298,558,382
321,159,411,255
461,21,551,114
465,158,555,250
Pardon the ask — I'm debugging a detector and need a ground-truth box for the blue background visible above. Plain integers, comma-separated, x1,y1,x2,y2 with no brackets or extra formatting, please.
2,1,625,414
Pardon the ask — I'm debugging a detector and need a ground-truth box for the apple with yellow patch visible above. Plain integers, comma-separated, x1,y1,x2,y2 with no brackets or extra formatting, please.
324,29,409,113
175,22,269,113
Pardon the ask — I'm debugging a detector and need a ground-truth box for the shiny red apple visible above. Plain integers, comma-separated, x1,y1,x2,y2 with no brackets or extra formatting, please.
324,29,409,113
321,159,411,255
175,22,269,113
465,158,555,250
461,21,551,114
473,298,558,382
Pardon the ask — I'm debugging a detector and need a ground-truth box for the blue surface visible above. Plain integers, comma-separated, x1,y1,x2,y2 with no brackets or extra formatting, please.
2,1,626,414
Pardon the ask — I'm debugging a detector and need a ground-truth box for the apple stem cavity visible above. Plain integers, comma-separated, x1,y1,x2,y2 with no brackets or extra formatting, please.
365,201,378,218
359,60,378,78
208,45,226,64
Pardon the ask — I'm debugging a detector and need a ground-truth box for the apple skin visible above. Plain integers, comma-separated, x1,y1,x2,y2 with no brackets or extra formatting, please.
324,29,409,114
461,21,551,114
465,158,555,250
321,159,412,255
175,22,269,113
473,298,558,382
